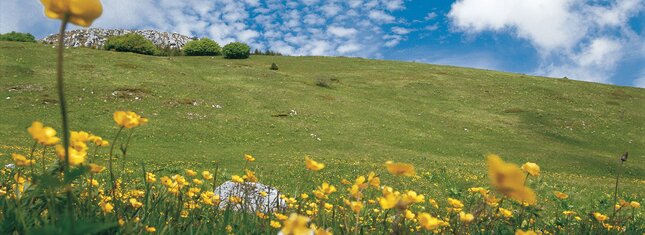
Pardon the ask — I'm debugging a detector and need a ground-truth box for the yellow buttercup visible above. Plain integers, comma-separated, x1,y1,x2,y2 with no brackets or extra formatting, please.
40,0,103,27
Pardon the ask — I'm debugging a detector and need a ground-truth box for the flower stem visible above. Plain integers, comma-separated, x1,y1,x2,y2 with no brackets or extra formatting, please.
56,14,74,232
108,127,124,196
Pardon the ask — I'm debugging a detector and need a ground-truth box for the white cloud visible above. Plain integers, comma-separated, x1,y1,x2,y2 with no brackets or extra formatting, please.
368,11,395,23
448,0,645,84
391,27,411,35
327,26,358,37
424,12,437,21
337,43,362,53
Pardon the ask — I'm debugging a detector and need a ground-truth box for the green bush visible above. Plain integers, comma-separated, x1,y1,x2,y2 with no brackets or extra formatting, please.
0,31,36,42
183,38,221,56
222,42,250,59
270,62,279,70
104,33,157,55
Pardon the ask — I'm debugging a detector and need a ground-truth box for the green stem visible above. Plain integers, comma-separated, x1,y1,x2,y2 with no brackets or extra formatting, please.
108,127,124,196
611,160,623,220
56,14,74,232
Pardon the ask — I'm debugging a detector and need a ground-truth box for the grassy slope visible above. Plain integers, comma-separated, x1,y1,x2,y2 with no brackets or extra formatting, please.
1,41,644,201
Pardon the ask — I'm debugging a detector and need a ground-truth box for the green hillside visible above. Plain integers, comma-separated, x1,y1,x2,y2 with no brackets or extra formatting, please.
1,41,643,200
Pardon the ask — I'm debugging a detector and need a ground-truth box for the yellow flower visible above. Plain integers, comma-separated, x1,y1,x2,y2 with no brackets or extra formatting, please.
28,121,60,146
113,111,148,129
630,201,640,208
129,198,143,208
146,172,156,183
244,154,256,162
87,179,99,186
225,225,233,232
385,161,416,176
145,226,156,233
499,208,513,218
231,175,244,183
521,162,540,176
378,191,400,210
593,212,608,222
447,198,464,209
405,210,416,220
553,191,568,199
280,213,312,235
185,169,197,177
12,153,35,167
40,0,103,27
487,154,536,205
403,191,425,204
270,220,281,228
515,230,538,235
313,182,336,199
367,171,380,187
180,210,189,218
459,212,475,223
312,226,333,235
88,163,105,173
349,201,363,213
88,135,109,147
418,213,442,230
202,171,213,180
192,179,203,185
274,212,288,221
305,156,325,171
55,144,86,166
100,202,114,213
243,169,258,182
562,211,576,216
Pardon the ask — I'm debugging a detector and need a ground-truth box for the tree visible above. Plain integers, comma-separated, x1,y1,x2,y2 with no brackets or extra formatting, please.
222,42,251,59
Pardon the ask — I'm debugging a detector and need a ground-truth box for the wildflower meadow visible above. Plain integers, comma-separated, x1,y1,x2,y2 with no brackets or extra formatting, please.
0,0,643,235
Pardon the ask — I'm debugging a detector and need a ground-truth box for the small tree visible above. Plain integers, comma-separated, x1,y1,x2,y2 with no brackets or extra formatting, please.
183,38,221,56
270,62,279,70
222,42,251,59
104,33,157,55
0,31,36,42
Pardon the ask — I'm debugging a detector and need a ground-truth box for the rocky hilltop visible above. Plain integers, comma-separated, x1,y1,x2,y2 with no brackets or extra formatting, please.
42,28,194,49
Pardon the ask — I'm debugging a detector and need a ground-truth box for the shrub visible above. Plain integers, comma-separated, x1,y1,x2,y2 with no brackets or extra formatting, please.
270,62,279,70
104,33,157,55
0,31,36,42
222,42,250,59
183,38,221,56
314,76,339,88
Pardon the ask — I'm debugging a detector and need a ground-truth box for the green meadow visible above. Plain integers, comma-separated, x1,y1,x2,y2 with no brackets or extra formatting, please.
1,40,644,207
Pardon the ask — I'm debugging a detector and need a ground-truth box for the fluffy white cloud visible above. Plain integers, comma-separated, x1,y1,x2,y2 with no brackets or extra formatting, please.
448,0,645,84
368,11,395,23
391,27,412,35
327,26,358,37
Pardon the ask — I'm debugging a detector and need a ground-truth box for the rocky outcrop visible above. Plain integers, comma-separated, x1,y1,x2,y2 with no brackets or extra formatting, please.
214,181,286,213
42,28,194,49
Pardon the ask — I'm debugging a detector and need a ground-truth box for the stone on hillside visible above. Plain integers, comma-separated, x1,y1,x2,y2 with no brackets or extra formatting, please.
42,28,194,50
214,181,286,213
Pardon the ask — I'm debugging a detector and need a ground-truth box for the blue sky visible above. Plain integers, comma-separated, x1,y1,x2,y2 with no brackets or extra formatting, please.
2,0,644,87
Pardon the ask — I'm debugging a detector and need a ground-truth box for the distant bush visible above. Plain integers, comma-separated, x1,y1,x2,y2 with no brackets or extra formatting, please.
183,38,221,56
0,31,36,42
104,33,157,55
253,48,283,56
314,76,339,88
222,42,250,59
270,62,279,70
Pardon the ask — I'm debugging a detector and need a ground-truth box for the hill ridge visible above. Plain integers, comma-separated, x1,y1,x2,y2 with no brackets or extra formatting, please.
41,28,194,49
